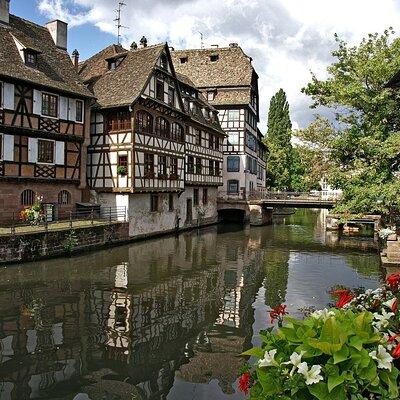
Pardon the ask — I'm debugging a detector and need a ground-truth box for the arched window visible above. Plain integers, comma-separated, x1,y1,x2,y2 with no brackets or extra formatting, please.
135,110,153,134
171,123,184,142
21,189,35,206
58,190,71,205
155,117,170,138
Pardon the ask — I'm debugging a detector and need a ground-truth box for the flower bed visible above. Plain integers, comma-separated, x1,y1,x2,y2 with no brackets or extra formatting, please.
238,274,400,399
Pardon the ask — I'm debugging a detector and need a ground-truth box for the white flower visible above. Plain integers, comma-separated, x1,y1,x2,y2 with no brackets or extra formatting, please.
383,298,397,310
369,345,393,371
311,309,335,321
298,362,323,385
258,349,278,367
373,309,394,330
365,289,373,296
283,351,306,376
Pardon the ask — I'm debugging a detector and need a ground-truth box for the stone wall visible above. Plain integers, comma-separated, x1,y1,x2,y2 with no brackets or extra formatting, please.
0,222,129,264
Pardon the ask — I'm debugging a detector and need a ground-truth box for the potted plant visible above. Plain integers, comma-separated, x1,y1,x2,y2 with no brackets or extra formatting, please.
19,194,44,225
117,165,127,176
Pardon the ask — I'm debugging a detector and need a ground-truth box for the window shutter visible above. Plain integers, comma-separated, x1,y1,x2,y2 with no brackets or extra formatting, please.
28,137,38,163
59,96,68,120
55,141,65,165
68,99,76,121
33,90,41,115
3,134,14,161
3,83,14,110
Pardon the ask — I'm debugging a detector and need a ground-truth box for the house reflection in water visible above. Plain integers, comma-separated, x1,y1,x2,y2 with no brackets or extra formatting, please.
0,225,263,399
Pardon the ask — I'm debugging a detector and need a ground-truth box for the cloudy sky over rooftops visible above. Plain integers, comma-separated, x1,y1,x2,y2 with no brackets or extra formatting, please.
19,0,400,131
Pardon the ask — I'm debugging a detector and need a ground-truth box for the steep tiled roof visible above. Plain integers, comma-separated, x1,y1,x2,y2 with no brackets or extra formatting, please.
80,44,165,108
212,88,251,106
0,15,92,98
171,46,255,88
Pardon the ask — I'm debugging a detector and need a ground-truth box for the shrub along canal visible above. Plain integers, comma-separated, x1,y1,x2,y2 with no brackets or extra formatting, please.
0,209,382,400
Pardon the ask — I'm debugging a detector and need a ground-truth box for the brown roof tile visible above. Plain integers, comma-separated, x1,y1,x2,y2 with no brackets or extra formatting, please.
0,15,92,98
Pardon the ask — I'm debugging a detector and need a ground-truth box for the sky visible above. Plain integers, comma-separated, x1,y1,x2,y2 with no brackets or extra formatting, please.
10,0,400,132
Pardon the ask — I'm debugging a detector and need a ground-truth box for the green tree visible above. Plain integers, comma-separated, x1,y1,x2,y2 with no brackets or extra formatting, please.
299,29,400,217
265,89,293,190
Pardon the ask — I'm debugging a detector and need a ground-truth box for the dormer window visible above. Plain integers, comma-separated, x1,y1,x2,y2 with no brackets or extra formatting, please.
160,54,168,70
180,57,188,64
24,50,37,67
210,54,219,62
207,91,215,101
108,56,125,70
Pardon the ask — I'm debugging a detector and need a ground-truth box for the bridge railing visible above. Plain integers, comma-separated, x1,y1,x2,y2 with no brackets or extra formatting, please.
218,190,341,202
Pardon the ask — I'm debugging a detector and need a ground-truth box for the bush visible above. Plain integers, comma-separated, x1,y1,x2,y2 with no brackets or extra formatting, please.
239,275,400,399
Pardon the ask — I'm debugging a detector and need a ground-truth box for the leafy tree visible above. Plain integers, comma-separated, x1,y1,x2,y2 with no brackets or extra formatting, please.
299,29,400,217
265,89,293,190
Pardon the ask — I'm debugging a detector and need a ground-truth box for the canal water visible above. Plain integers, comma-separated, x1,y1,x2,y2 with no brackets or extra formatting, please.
0,209,381,400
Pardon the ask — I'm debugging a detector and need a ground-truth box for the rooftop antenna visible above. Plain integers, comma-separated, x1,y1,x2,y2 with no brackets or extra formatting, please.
198,31,204,49
114,2,128,45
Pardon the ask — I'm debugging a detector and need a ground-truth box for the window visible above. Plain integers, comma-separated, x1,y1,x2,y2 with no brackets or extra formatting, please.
227,180,239,194
37,139,54,163
0,134,3,160
194,188,199,206
195,157,202,174
0,82,2,109
208,134,214,149
108,56,124,70
180,57,188,64
155,117,170,138
194,128,201,145
150,194,159,212
187,156,194,173
160,54,168,70
25,51,37,67
246,133,256,151
207,91,215,101
171,123,184,142
76,100,83,122
227,156,240,172
227,132,239,145
215,161,220,176
209,159,214,176
170,157,178,178
118,154,128,175
158,155,167,177
156,80,164,101
228,110,240,121
136,110,153,134
58,190,71,205
169,193,174,211
210,54,219,62
41,93,58,118
203,188,208,205
215,136,220,150
168,87,175,107
107,110,131,132
21,189,35,206
144,153,155,178
246,155,251,172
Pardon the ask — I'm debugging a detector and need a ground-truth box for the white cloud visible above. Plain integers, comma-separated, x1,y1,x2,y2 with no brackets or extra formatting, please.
37,0,400,130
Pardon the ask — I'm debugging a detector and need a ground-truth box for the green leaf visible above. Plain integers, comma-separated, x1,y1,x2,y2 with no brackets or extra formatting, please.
328,373,345,393
241,347,264,357
333,346,349,364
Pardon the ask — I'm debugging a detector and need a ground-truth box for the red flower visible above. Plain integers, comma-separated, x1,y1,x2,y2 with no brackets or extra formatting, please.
239,372,250,395
388,335,398,344
336,291,354,308
392,343,400,359
392,298,398,313
387,273,400,289
331,289,351,297
269,304,288,323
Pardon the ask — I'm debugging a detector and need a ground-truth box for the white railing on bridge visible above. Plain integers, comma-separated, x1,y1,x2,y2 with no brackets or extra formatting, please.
218,190,341,202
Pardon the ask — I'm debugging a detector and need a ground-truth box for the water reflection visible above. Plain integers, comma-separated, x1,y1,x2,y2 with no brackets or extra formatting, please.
0,209,381,400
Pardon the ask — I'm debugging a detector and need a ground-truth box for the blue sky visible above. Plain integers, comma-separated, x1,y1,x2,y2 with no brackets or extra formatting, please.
11,0,400,130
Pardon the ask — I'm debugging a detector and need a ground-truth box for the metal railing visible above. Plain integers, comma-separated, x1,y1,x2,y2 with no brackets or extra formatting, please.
218,190,341,202
0,206,127,236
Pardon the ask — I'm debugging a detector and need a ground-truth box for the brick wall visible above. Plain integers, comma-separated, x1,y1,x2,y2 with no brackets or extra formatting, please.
0,222,129,263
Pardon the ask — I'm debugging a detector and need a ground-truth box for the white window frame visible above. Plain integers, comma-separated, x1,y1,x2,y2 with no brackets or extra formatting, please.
75,99,84,123
36,138,56,165
41,92,59,119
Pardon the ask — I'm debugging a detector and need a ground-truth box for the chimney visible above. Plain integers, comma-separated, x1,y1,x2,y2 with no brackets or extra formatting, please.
45,19,68,50
0,0,10,26
140,36,148,48
71,49,79,69
229,43,238,48
130,41,137,51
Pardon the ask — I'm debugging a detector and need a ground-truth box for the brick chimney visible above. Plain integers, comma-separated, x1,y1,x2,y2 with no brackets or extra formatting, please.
71,49,79,69
45,19,68,50
0,0,10,26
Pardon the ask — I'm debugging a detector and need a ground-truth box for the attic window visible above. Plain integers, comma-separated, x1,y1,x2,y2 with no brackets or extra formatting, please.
25,51,37,67
180,57,188,64
160,54,168,70
108,56,125,70
207,91,215,101
210,54,219,62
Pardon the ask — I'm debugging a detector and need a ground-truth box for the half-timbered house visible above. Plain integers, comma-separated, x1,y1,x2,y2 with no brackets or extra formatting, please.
80,40,224,237
172,44,267,197
0,1,93,220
